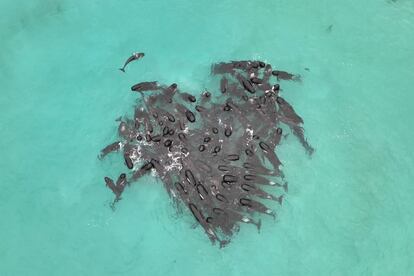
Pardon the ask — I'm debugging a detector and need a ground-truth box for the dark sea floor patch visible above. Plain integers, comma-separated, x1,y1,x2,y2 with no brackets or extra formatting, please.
100,60,313,247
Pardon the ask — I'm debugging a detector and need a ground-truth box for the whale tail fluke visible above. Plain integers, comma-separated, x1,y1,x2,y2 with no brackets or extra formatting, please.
219,240,230,248
257,219,262,232
119,68,125,73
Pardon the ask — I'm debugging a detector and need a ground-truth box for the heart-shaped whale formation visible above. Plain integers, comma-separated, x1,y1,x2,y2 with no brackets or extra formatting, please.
100,60,313,247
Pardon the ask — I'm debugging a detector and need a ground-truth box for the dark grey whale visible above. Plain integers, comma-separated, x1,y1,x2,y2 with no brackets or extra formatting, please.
131,81,159,92
272,70,301,81
99,141,121,159
119,52,144,72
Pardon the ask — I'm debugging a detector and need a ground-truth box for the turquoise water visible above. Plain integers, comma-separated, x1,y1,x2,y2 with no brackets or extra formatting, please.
1,0,413,275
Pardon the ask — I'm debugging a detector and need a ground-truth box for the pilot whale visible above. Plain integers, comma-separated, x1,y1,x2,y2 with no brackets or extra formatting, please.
119,52,145,72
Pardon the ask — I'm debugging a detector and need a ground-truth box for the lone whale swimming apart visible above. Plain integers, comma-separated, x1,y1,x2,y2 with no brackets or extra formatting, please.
119,52,145,72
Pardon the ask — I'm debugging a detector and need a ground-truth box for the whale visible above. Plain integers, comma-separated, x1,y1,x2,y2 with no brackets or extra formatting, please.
119,52,144,72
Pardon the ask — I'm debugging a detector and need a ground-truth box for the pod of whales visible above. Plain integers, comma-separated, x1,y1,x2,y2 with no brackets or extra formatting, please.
100,59,313,247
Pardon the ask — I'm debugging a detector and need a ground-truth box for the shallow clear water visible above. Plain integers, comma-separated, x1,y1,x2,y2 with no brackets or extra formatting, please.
1,0,413,275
